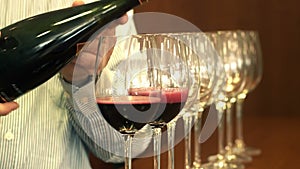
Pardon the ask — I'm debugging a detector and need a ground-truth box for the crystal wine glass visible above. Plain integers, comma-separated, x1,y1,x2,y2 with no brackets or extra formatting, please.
204,30,254,169
233,30,263,156
169,32,222,169
95,34,162,169
167,32,202,169
127,34,193,169
189,32,225,169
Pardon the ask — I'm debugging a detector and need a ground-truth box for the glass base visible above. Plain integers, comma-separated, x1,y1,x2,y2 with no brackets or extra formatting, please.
208,151,252,164
200,160,245,169
234,140,262,156
233,146,262,156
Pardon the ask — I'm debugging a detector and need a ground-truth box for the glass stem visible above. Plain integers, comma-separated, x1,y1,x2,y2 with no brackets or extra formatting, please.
183,114,193,169
217,108,225,155
235,98,245,148
124,134,133,169
226,101,234,152
167,120,177,169
153,127,162,169
193,110,203,168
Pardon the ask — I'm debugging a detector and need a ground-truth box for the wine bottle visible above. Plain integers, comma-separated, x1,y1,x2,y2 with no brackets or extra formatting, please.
0,0,148,103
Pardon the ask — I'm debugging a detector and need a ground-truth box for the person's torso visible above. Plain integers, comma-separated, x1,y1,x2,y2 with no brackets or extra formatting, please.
0,75,91,169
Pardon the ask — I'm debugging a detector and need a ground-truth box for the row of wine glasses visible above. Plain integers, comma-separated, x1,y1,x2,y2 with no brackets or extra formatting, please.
205,31,253,169
78,30,262,169
95,33,199,169
198,30,263,169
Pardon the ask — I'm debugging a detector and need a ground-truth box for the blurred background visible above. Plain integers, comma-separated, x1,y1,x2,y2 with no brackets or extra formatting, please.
91,0,300,168
135,0,300,116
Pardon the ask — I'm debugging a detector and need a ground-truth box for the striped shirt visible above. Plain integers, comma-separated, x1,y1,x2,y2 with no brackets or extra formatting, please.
0,0,148,167
0,75,92,169
62,34,152,163
0,0,92,168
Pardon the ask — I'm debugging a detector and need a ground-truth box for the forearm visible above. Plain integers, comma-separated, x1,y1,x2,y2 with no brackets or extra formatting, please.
60,76,152,163
89,152,122,169
60,76,123,162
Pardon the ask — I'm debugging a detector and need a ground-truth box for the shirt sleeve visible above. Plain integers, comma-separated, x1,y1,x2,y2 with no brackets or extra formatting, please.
60,77,152,163
59,12,152,162
59,42,153,163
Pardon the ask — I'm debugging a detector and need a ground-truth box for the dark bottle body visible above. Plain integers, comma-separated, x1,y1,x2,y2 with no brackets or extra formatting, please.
0,0,145,102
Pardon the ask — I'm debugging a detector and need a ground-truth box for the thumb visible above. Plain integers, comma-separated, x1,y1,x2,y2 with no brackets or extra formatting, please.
72,0,85,6
0,102,19,116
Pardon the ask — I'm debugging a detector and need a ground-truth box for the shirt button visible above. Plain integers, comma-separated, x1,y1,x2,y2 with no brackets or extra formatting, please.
4,130,14,141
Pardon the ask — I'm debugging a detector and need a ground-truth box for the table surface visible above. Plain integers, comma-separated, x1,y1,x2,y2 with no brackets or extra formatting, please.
89,113,300,169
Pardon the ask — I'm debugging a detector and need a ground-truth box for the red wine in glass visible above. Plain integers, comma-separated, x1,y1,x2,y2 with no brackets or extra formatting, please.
97,96,160,134
129,88,189,128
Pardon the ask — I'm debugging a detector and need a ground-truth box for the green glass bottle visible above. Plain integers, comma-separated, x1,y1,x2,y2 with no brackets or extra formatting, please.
0,0,148,102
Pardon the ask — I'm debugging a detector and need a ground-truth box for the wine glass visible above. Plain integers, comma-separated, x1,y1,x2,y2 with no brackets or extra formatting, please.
127,34,193,169
233,31,263,156
166,32,202,169
163,33,204,169
189,32,225,169
169,32,222,169
95,34,162,169
204,30,254,169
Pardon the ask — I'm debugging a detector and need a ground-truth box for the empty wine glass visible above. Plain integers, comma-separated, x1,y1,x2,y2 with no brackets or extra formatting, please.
169,32,222,169
233,30,263,156
190,32,225,169
168,32,202,169
204,30,255,169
